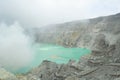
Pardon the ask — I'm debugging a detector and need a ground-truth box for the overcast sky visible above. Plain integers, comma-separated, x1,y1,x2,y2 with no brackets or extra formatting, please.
0,0,120,27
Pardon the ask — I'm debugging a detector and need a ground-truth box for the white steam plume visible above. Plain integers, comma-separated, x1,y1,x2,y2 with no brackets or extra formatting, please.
0,22,33,71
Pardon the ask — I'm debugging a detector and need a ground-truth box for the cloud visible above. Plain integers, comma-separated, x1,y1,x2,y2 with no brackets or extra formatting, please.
0,22,33,71
0,0,120,27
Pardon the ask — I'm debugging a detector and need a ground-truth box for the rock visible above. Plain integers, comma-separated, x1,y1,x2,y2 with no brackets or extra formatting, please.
107,63,120,66
65,76,79,80
77,67,98,77
0,68,18,80
113,38,120,62
109,71,120,77
92,34,109,52
16,75,27,80
114,78,120,80
27,60,61,80
27,74,41,80
87,59,104,66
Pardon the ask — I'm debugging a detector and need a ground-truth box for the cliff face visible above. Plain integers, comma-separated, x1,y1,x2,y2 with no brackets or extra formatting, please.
35,13,120,51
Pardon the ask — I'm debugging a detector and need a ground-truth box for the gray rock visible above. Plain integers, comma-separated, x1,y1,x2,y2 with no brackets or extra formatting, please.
114,78,120,80
0,68,18,80
65,76,80,80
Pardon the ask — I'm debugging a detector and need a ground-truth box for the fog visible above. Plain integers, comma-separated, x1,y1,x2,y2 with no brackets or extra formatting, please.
0,0,120,27
0,22,33,71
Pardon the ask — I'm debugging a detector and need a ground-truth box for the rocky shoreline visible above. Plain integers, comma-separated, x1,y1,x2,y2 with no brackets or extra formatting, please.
24,36,120,80
1,39,120,80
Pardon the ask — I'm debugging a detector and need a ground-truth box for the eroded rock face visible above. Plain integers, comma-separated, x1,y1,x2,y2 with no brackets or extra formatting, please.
34,13,120,49
92,34,109,51
112,38,120,62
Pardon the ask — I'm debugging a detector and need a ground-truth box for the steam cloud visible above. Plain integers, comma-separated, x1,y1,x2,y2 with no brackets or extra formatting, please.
0,22,33,71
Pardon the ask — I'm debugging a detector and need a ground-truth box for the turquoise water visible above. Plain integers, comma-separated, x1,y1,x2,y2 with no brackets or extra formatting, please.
15,43,91,73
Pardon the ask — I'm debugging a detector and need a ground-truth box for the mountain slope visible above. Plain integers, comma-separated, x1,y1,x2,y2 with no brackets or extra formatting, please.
34,13,120,50
25,13,120,80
